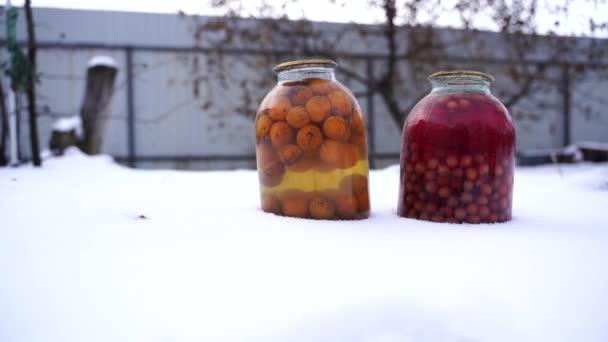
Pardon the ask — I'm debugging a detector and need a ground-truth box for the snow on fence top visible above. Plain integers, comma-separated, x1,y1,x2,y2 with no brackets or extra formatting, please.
88,55,117,69
577,141,608,150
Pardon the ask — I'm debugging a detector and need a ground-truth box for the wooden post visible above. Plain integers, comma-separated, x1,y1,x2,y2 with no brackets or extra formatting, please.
78,58,117,155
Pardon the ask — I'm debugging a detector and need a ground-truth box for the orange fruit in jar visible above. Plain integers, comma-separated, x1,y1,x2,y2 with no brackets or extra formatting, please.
350,112,366,136
270,121,294,148
257,143,277,166
290,85,314,106
341,144,360,169
335,193,358,219
286,106,311,128
306,96,331,123
268,95,291,121
261,193,282,214
308,196,336,220
257,144,284,186
327,90,352,116
320,140,358,169
308,79,334,95
323,116,351,142
257,143,283,186
349,133,367,158
296,124,324,153
356,192,370,213
259,160,285,187
339,174,369,195
281,196,309,218
277,144,303,164
319,140,343,167
312,160,337,173
286,155,316,172
255,114,272,141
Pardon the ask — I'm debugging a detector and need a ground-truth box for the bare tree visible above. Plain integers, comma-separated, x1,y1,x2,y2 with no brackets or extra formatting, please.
0,80,7,166
189,0,607,130
24,0,41,166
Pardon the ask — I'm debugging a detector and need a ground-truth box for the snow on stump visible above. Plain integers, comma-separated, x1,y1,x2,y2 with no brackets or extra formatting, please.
78,56,118,155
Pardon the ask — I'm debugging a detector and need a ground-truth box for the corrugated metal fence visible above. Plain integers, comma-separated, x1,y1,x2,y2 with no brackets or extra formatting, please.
3,8,608,170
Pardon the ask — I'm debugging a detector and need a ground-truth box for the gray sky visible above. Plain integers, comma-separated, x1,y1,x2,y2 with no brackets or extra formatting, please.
8,0,608,37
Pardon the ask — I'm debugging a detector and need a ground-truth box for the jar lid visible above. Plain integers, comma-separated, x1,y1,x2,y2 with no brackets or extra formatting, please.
273,59,338,73
428,70,495,82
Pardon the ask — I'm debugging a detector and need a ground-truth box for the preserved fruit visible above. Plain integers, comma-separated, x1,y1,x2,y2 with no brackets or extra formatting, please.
256,60,371,220
398,71,516,223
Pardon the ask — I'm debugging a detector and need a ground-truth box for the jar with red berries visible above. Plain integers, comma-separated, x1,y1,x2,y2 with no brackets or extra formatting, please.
397,70,516,223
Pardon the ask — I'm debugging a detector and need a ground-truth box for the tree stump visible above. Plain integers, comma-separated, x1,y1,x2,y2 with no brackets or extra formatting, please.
49,116,82,156
78,57,117,155
578,142,608,162
49,130,79,155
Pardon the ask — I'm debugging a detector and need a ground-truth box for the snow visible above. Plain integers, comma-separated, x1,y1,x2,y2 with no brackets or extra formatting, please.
88,55,117,69
52,115,83,137
564,144,584,161
519,145,584,162
1,148,608,342
577,141,608,150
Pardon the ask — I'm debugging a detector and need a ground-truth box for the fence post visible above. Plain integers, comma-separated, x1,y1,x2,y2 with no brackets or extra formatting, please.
561,64,571,147
125,46,136,167
366,57,376,169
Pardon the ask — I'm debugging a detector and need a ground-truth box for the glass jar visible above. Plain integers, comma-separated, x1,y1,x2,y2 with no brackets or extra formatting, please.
255,59,370,220
397,71,516,223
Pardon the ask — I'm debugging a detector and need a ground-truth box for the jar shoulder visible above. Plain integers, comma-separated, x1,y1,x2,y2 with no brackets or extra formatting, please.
405,92,515,133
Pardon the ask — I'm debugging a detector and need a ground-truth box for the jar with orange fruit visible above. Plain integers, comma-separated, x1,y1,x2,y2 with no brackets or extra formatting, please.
255,59,370,220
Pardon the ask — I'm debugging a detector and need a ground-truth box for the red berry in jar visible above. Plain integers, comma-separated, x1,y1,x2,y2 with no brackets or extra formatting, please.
438,186,451,198
460,155,473,168
446,155,459,168
397,70,515,224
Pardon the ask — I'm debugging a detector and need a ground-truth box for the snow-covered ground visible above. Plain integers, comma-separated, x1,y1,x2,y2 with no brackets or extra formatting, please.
1,149,608,342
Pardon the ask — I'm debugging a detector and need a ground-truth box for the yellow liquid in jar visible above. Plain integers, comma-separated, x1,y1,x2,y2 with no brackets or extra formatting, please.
263,160,369,193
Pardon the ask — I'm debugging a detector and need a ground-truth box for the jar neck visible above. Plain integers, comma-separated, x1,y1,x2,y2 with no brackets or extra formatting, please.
277,67,336,83
430,75,491,95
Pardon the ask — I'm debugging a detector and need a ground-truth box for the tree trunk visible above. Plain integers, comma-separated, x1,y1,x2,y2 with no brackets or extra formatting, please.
78,64,118,154
24,0,41,166
0,81,8,166
15,92,23,161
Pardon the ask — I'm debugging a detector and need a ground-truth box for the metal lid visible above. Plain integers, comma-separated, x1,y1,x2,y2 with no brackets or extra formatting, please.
273,59,338,73
428,70,495,82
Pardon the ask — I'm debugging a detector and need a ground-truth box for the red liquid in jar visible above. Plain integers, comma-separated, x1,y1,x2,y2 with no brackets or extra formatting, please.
398,92,515,223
